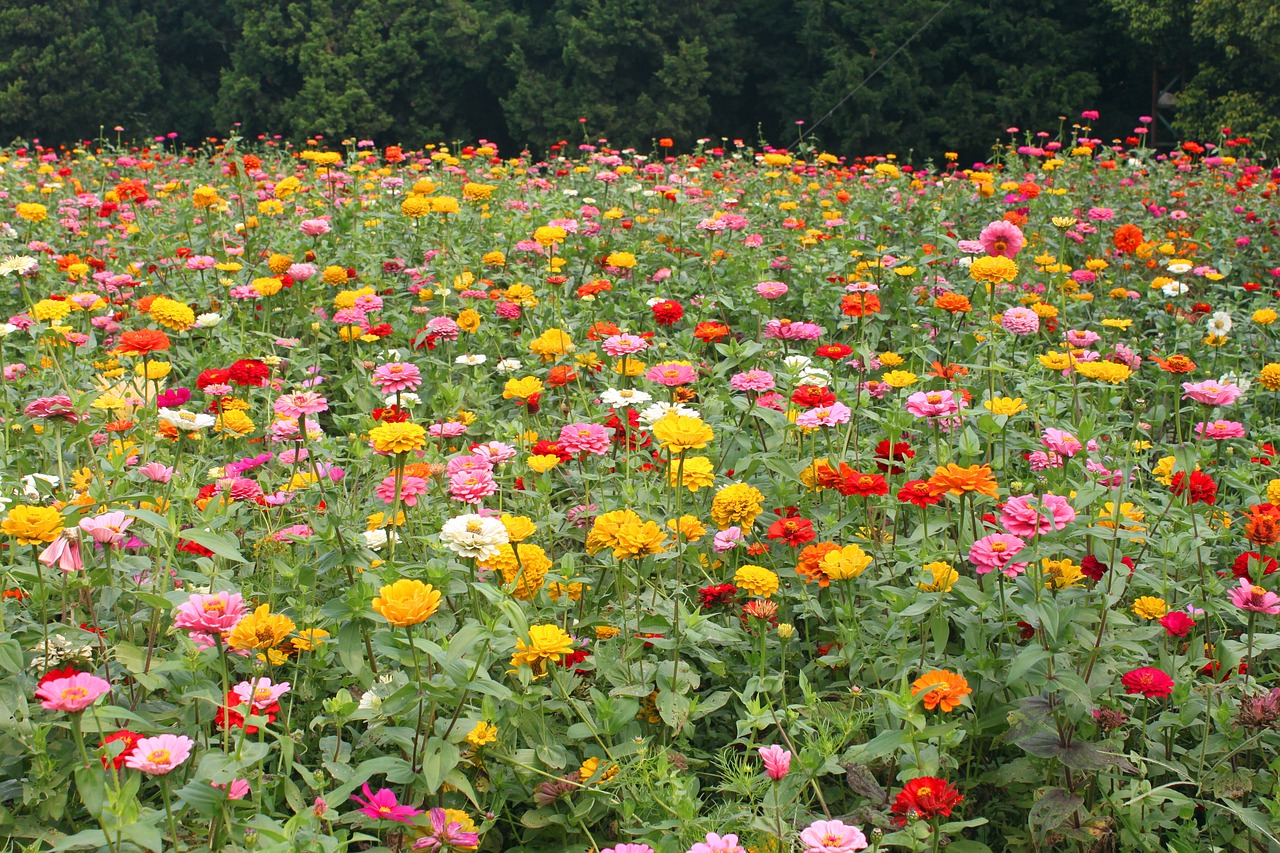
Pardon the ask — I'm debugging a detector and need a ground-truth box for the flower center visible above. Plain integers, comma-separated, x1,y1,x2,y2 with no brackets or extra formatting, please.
992,542,1007,553
61,686,88,700
147,749,171,765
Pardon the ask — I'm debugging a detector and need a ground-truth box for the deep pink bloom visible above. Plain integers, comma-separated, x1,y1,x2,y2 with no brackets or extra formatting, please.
350,784,423,823
999,494,1075,537
447,470,498,504
125,734,194,775
758,744,792,780
968,533,1026,575
1041,427,1082,457
372,362,422,393
763,319,822,341
1194,420,1245,440
1065,329,1100,347
600,846,656,853
978,220,1024,258
1229,577,1280,614
412,807,481,850
601,334,649,357
646,362,698,386
800,819,869,853
24,395,80,422
35,672,111,712
559,422,612,456
729,370,775,392
213,779,251,800
377,475,430,507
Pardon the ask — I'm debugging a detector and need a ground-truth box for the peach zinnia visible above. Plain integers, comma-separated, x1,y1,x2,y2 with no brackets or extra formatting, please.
911,670,972,712
927,464,999,499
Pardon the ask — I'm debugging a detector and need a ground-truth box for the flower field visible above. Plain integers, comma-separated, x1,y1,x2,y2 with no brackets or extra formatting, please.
1,120,1279,853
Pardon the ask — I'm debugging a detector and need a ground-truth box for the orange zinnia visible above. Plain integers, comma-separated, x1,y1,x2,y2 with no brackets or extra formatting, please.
928,361,968,381
927,464,998,499
911,670,972,712
1244,505,1280,547
1112,223,1145,254
546,365,578,387
114,329,171,356
1150,354,1196,374
840,293,882,317
933,292,971,314
796,541,841,587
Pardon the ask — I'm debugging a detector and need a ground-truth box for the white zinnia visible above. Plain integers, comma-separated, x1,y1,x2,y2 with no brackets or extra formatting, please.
456,354,487,366
1160,281,1188,297
1207,311,1232,336
638,402,700,429
494,358,521,374
195,312,223,328
157,408,217,431
439,514,509,561
600,388,652,409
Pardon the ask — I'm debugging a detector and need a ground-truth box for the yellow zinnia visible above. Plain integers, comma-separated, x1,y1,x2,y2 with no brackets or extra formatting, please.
372,579,441,627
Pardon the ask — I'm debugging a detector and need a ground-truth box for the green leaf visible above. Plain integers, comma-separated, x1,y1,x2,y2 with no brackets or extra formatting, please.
176,528,249,563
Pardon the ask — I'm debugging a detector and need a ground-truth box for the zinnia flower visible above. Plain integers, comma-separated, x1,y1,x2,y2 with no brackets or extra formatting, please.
890,776,964,826
34,672,111,712
125,734,194,775
510,624,575,677
372,579,442,627
910,670,972,712
1120,667,1174,698
351,783,423,823
800,819,869,853
1228,577,1280,614
758,744,791,780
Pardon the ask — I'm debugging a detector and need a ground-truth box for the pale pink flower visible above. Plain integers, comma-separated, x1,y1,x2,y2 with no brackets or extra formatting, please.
287,263,317,282
126,734,194,775
729,370,775,392
1000,306,1040,335
1065,329,1100,347
1000,494,1075,537
39,532,83,572
713,526,743,551
470,441,517,465
273,392,329,418
213,779,251,800
758,744,791,780
35,672,110,712
601,334,649,357
1229,578,1280,614
800,819,869,853
428,422,468,438
138,462,173,483
558,423,612,456
233,677,291,710
300,218,331,236
755,281,789,299
1182,380,1242,407
372,362,422,393
446,455,494,477
968,533,1026,575
1041,427,1082,457
905,389,961,418
978,220,1024,258
687,833,747,853
795,402,851,428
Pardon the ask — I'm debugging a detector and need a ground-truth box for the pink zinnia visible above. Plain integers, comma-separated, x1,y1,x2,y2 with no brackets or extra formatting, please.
233,677,291,710
138,462,174,483
795,402,851,428
713,526,743,552
905,389,961,418
1000,306,1040,336
125,734,194,775
978,220,1024,258
1229,577,1280,614
755,281,789,299
448,470,498,504
1194,420,1245,440
351,783,423,823
1041,427,1082,457
377,475,430,507
1182,380,1242,407
1026,450,1064,471
601,333,649,357
428,422,468,437
758,744,791,780
559,423,612,456
214,779,251,800
39,533,83,572
729,370,775,392
446,454,494,477
1065,329,1100,347
601,846,656,853
300,218,331,236
999,494,1075,537
687,833,747,853
173,591,248,634
273,392,329,418
763,319,822,341
287,262,317,282
471,441,517,465
35,672,111,712
372,362,422,393
646,362,698,386
24,395,80,422
800,819,869,853
968,533,1027,575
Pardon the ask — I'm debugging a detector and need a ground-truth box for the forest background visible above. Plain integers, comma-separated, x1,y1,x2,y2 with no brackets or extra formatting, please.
0,0,1276,158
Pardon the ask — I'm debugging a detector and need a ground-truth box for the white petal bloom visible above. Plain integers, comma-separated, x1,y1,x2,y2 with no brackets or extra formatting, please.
157,408,217,431
439,514,509,561
600,388,652,409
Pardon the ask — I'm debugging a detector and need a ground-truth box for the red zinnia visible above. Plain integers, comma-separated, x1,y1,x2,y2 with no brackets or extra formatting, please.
699,583,738,609
1120,667,1174,698
815,343,853,360
897,480,942,507
791,385,836,408
99,730,143,770
196,367,231,389
651,300,684,326
215,690,280,734
874,439,915,474
1232,551,1279,581
228,359,270,387
841,472,889,498
1169,470,1217,505
766,516,816,547
890,776,964,826
1159,611,1196,637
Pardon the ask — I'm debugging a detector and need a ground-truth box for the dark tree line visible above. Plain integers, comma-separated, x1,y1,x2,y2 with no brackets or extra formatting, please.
0,0,1275,158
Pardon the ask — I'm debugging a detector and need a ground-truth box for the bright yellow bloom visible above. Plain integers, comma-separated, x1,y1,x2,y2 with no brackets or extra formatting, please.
482,543,551,599
1101,318,1132,330
1072,360,1132,384
611,520,667,559
15,202,48,222
32,299,72,322
214,410,255,436
502,376,544,400
369,422,427,454
528,328,574,360
372,579,441,627
510,624,575,677
734,565,780,598
983,397,1026,416
1132,596,1168,620
1,505,65,544
881,370,918,388
465,721,498,748
669,455,715,491
1038,351,1073,371
652,414,714,453
605,251,637,268
500,515,537,542
227,605,296,651
1259,364,1280,392
666,515,707,542
969,256,1018,284
710,483,765,529
578,756,618,784
149,297,196,331
527,454,560,473
1252,309,1277,325
919,561,958,592
879,351,905,367
819,544,873,580
1042,558,1085,589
